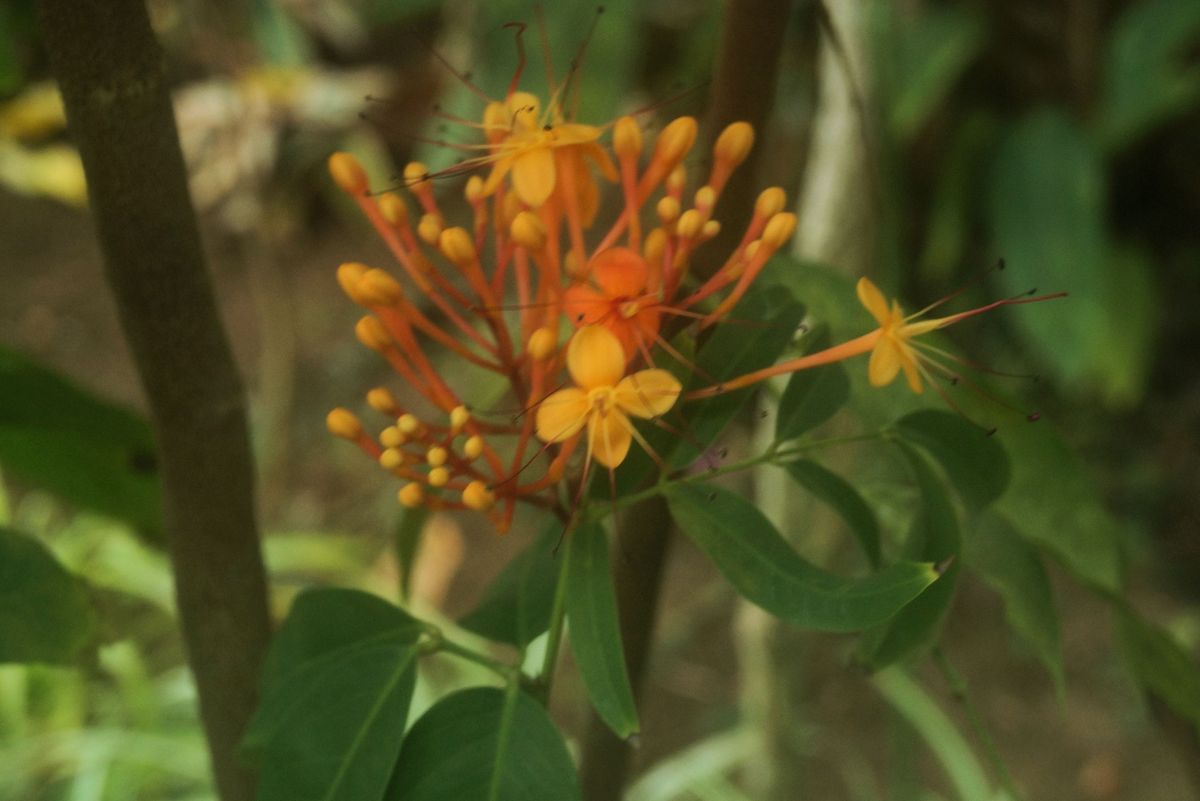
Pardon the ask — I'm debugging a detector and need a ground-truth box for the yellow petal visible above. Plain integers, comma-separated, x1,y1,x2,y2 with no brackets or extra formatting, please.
481,156,513,198
900,348,925,394
867,338,902,387
567,325,626,390
588,410,633,468
555,123,603,145
512,147,556,207
535,388,589,442
580,140,618,181
855,277,892,327
900,317,950,337
616,369,681,419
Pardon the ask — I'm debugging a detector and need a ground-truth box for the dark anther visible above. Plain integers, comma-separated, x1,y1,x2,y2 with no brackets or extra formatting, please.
432,103,442,112
985,427,998,437
997,257,1006,270
717,447,728,459
950,376,960,386
1027,412,1041,422
706,492,717,502
597,4,606,12
129,448,157,474
758,409,769,419
543,124,552,131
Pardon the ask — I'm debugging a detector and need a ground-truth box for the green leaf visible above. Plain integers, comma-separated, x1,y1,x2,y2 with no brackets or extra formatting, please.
886,6,985,140
860,444,960,669
1100,0,1200,149
458,523,561,649
895,409,1010,512
665,482,939,632
988,110,1112,392
566,520,638,738
784,459,881,568
964,513,1064,693
387,686,581,801
1118,606,1200,732
774,327,851,441
0,527,94,664
245,588,422,801
0,347,161,533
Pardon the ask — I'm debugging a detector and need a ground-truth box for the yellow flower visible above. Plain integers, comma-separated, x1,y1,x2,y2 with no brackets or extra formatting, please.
535,325,681,468
480,92,613,209
856,277,950,394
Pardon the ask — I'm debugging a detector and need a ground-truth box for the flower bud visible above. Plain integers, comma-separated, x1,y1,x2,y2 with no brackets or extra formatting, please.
367,387,400,416
463,435,484,460
398,483,424,508
714,121,754,168
614,116,643,158
326,408,363,440
755,187,787,219
379,448,405,470
510,211,547,251
465,175,485,204
397,413,421,435
426,446,448,467
355,316,391,351
427,466,450,487
403,161,430,187
328,152,368,194
379,192,409,226
762,212,797,249
462,480,495,511
357,269,404,306
417,213,443,246
336,262,369,304
439,227,477,266
676,209,704,240
528,327,557,360
380,425,406,448
656,196,680,225
449,405,471,433
693,186,716,214
653,116,698,167
643,228,667,264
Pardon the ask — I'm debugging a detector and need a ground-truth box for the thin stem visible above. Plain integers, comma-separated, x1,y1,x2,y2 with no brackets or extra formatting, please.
532,529,575,704
933,647,1025,801
430,634,518,680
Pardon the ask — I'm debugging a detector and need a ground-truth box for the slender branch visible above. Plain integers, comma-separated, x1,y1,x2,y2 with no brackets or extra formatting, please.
35,3,272,800
532,538,574,704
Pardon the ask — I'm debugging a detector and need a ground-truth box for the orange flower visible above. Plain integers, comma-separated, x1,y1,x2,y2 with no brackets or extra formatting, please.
536,326,680,468
563,247,661,360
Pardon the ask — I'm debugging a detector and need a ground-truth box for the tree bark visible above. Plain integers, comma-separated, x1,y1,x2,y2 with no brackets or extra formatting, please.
36,3,273,800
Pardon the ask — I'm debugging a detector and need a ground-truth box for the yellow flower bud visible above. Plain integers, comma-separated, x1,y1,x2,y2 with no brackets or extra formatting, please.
653,116,698,166
465,175,485,204
328,152,368,195
367,387,400,416
463,435,484,460
693,186,716,213
755,187,787,219
397,483,424,508
762,212,797,249
643,228,667,264
380,425,406,448
701,220,721,240
417,213,442,246
714,121,754,168
357,269,404,306
379,192,409,226
439,227,476,266
666,165,687,195
336,262,369,304
397,413,421,435
510,211,548,251
528,327,557,360
462,480,495,511
379,448,405,470
676,209,703,240
656,196,680,225
326,408,363,440
355,316,391,351
614,116,643,158
403,161,430,187
449,405,470,432
426,446,448,467
427,466,450,487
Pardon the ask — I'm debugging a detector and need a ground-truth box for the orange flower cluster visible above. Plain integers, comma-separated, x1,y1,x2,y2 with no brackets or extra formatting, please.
325,80,1059,531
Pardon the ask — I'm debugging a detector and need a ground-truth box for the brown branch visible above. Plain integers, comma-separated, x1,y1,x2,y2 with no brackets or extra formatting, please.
578,4,794,799
35,3,272,800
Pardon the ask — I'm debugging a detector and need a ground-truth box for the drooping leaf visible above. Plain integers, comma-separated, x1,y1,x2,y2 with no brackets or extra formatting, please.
784,459,881,567
387,686,581,801
459,523,561,649
860,444,960,669
1117,606,1200,733
1100,0,1200,149
964,513,1064,693
774,327,851,441
566,519,638,738
0,527,94,664
245,588,422,801
665,482,938,632
895,409,1010,512
0,347,161,533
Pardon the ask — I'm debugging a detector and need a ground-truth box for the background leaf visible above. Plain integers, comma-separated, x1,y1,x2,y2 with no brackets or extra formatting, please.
784,459,881,567
0,347,161,533
895,409,1010,512
566,519,638,738
665,482,938,632
388,686,581,801
964,513,1064,692
245,588,422,801
0,526,94,664
774,327,851,441
458,523,561,649
1117,606,1200,734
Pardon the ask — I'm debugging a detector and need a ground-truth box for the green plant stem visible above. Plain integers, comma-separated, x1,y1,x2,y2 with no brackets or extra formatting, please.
432,636,516,680
613,430,888,511
35,3,271,800
532,536,574,704
933,647,1025,801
